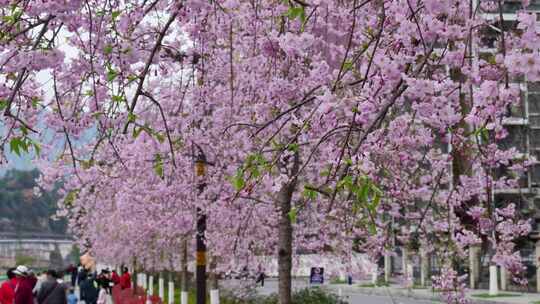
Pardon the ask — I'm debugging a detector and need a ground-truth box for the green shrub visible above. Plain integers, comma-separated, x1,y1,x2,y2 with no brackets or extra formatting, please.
292,288,346,304
220,287,345,304
330,277,347,284
472,293,521,298
15,254,35,267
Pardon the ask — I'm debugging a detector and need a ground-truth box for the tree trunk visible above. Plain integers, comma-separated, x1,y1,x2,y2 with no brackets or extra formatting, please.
277,152,299,304
278,184,294,304
133,259,138,295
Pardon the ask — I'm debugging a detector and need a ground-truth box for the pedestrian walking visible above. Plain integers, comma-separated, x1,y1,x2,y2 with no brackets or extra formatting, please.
79,275,98,304
76,265,83,287
110,271,119,287
95,283,107,304
0,268,17,304
67,265,77,288
76,269,87,289
96,271,111,295
33,272,47,297
119,268,131,290
37,270,67,304
255,272,265,287
67,289,78,304
13,265,36,304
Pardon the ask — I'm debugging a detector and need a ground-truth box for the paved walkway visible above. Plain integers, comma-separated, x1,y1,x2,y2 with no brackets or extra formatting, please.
327,282,540,304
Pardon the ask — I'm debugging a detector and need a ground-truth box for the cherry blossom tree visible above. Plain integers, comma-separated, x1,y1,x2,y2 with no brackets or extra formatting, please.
0,1,537,303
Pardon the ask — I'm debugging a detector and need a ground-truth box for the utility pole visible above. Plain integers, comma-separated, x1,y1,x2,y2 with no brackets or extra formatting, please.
194,145,207,304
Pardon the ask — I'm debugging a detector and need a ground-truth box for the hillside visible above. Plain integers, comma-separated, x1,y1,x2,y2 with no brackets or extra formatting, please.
0,169,67,237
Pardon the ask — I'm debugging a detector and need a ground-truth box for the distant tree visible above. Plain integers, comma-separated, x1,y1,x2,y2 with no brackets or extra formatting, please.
0,169,66,235
67,244,81,265
15,253,35,267
49,244,64,270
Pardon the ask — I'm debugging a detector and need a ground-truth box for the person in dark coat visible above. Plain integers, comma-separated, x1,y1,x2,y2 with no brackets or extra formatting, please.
96,270,111,295
67,265,77,288
76,269,87,288
79,275,98,304
37,270,67,304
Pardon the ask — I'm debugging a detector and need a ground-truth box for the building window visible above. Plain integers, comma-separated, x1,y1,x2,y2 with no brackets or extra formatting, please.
498,126,526,152
494,163,529,188
530,129,540,151
479,20,518,48
531,164,540,187
494,193,529,211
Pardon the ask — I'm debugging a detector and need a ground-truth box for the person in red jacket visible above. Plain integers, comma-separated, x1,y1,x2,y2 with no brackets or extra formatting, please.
13,266,36,304
0,268,17,304
119,267,131,290
110,270,120,286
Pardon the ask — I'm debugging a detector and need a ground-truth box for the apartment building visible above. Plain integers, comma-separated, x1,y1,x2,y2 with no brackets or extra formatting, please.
390,1,540,291
457,0,540,290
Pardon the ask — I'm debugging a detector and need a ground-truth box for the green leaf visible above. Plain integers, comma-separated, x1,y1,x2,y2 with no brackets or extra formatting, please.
104,44,114,55
481,128,489,142
337,175,354,189
112,95,124,103
286,7,305,22
287,143,299,152
9,137,21,156
153,154,164,178
20,125,28,136
133,126,143,138
247,153,270,177
81,160,94,169
358,181,369,203
343,60,354,72
288,207,298,223
111,11,121,20
367,192,381,214
154,132,165,143
368,222,377,235
232,169,245,191
9,137,27,156
31,96,40,108
303,185,318,200
31,141,41,157
127,112,137,123
106,67,118,82
63,190,79,207
0,99,6,111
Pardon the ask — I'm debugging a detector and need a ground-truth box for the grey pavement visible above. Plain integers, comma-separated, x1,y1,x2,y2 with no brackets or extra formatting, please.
224,278,439,304
225,278,540,304
329,281,540,304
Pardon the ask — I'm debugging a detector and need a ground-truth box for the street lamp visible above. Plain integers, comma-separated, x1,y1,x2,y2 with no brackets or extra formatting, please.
194,144,207,304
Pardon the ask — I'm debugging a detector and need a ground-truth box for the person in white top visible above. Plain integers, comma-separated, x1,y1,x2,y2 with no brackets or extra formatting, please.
96,282,107,304
32,272,48,296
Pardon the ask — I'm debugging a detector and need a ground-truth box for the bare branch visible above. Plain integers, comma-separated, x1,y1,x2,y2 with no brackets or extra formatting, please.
123,11,179,134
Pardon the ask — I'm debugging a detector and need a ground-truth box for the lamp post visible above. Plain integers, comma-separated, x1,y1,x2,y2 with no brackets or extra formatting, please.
194,146,207,304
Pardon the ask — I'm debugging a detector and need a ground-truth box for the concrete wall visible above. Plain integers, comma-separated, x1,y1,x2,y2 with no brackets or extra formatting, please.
0,238,73,268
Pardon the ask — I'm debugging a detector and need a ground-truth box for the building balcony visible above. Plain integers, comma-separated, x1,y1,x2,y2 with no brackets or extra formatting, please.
494,187,540,195
502,117,528,125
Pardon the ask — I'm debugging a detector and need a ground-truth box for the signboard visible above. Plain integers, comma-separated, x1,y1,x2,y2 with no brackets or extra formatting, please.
309,267,324,284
